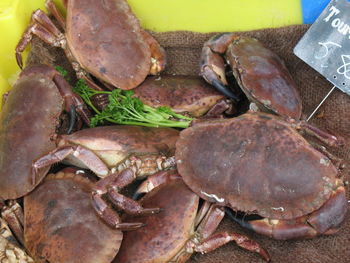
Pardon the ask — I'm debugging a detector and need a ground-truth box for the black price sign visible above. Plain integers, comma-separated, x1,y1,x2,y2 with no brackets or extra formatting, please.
294,0,350,95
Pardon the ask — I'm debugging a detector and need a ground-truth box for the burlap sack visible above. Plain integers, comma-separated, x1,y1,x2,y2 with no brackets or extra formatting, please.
27,25,349,263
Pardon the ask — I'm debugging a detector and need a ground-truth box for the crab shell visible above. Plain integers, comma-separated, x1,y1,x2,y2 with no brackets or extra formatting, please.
24,168,122,263
175,112,339,220
57,125,179,169
114,176,199,263
226,36,302,119
133,75,226,117
67,0,157,89
201,34,302,119
0,65,64,200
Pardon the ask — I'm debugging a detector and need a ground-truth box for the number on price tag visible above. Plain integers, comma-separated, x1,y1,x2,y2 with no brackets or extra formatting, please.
294,0,350,95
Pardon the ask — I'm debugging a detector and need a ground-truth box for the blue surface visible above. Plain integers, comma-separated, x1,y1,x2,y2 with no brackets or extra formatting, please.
302,0,350,24
302,0,331,24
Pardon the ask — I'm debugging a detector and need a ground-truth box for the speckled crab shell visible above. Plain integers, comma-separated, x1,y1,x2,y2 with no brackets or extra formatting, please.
133,75,226,117
24,168,123,263
0,65,64,200
175,112,338,220
66,0,161,89
226,36,302,119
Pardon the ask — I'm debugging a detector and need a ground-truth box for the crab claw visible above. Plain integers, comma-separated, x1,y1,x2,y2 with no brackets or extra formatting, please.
200,35,240,101
228,186,347,240
133,170,181,199
67,104,76,135
212,80,240,101
16,53,24,70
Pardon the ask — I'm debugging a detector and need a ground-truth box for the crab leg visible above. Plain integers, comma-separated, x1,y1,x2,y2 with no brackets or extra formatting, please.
0,218,34,262
16,9,64,68
32,145,110,180
2,92,9,106
230,185,347,240
134,169,181,197
45,0,66,29
91,194,144,231
0,200,24,246
294,120,344,147
195,232,270,262
191,205,270,261
15,7,102,93
200,33,240,101
92,168,160,228
204,99,236,117
53,73,92,129
309,142,345,170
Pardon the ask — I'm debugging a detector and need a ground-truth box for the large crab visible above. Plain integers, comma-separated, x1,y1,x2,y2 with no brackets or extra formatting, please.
31,125,179,228
175,112,347,240
22,168,123,263
16,0,166,90
115,170,270,262
0,64,89,201
200,33,302,119
92,75,236,118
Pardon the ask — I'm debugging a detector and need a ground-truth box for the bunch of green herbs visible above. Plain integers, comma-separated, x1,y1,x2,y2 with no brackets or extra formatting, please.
56,66,192,128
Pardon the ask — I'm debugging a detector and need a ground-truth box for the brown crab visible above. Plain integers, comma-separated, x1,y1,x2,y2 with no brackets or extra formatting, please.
175,112,347,240
0,64,89,201
115,170,270,263
92,75,236,118
31,125,179,228
200,34,302,119
23,167,124,263
16,0,166,90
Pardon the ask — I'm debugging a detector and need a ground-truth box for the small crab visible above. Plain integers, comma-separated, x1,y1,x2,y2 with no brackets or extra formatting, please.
200,34,302,119
0,64,89,201
16,0,166,90
175,112,347,240
92,75,236,118
31,125,179,228
133,75,236,117
114,170,270,262
23,168,123,263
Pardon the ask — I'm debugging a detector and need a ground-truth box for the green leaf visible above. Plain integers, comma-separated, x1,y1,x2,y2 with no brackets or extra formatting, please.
55,66,68,77
72,79,193,128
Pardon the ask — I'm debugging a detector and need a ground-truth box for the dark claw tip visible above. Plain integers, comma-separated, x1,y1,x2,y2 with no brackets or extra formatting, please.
212,79,240,102
16,53,23,69
67,105,76,134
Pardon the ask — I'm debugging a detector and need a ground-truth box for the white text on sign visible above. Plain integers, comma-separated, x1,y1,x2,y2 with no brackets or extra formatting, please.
323,5,350,38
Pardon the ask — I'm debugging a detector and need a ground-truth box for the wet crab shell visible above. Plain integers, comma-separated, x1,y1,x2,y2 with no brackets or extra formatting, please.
226,36,302,119
0,66,63,200
175,112,338,220
67,0,152,89
24,169,122,263
133,75,226,117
